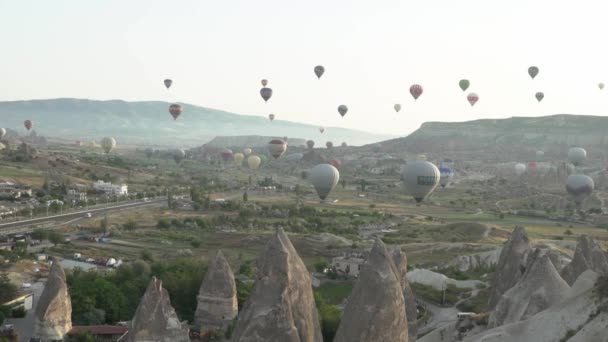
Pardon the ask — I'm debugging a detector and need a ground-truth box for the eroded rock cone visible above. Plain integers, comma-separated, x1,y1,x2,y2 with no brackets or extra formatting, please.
489,255,570,327
560,235,608,285
33,262,72,341
194,250,238,333
488,226,531,308
334,239,408,342
124,277,189,342
392,247,417,341
230,228,322,342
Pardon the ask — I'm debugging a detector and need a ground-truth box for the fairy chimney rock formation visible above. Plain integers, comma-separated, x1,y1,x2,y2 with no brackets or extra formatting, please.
392,247,418,341
334,239,408,342
194,250,238,332
488,226,531,308
560,235,608,285
33,262,72,341
230,228,322,342
124,277,190,342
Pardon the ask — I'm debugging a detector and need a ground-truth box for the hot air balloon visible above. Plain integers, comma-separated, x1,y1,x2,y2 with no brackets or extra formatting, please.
410,84,423,100
330,159,341,169
24,120,32,131
169,104,183,120
268,114,275,121
173,149,186,164
319,127,325,134
234,152,245,165
338,105,348,117
536,150,545,161
439,167,454,188
527,161,537,172
568,147,587,166
261,79,268,87
535,92,544,102
514,163,526,176
566,174,594,203
599,83,605,90
341,142,347,147
260,87,273,102
459,79,470,92
467,93,479,106
100,137,116,154
528,66,539,79
243,148,252,156
307,140,315,149
221,149,234,162
326,141,333,150
268,140,287,159
402,161,440,202
314,65,325,79
285,153,304,162
310,164,340,201
247,155,261,170
394,104,402,112
0,128,5,140
163,79,172,89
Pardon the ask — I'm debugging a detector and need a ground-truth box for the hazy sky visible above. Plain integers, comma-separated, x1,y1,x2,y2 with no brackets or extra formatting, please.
1,0,607,135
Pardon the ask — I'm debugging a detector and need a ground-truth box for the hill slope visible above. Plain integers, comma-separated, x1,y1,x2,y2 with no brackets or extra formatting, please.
0,98,392,146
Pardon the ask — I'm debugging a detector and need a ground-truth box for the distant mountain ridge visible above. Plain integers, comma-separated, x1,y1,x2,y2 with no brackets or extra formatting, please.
0,98,393,147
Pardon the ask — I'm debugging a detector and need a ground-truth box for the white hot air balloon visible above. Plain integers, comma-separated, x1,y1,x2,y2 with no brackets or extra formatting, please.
247,155,261,170
268,140,287,159
243,148,252,156
309,164,340,201
234,153,245,165
514,163,526,176
100,137,116,154
0,128,6,140
402,161,440,202
568,147,587,166
566,174,594,204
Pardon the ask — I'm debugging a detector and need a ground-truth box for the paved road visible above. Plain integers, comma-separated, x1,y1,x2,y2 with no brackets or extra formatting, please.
0,198,166,235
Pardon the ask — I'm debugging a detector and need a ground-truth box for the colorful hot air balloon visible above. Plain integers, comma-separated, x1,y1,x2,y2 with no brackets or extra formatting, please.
234,152,245,165
24,120,32,131
261,79,268,87
306,140,315,149
568,147,587,166
163,79,172,89
243,148,252,156
100,137,116,154
0,128,5,140
535,92,544,102
268,140,287,159
169,104,183,120
330,159,341,169
439,167,454,188
467,93,479,106
528,66,539,79
247,155,261,170
268,114,275,121
515,163,526,176
221,149,234,162
599,83,605,90
410,84,423,100
402,161,440,202
326,141,333,150
319,127,325,134
260,87,273,102
394,104,402,112
172,149,186,164
310,164,340,201
338,105,348,117
566,174,594,204
459,79,470,92
314,65,325,79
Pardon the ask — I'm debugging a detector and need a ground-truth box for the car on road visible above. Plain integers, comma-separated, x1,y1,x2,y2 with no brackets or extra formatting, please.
84,212,92,218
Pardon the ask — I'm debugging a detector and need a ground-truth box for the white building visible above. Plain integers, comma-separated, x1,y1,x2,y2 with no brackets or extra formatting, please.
65,189,87,203
93,180,128,195
332,256,365,277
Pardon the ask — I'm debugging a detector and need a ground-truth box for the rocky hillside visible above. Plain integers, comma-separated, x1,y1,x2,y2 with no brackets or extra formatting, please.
0,98,391,146
379,114,608,160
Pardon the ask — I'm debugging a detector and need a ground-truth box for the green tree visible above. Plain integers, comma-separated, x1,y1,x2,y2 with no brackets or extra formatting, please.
70,331,96,342
48,231,65,246
100,214,109,233
243,191,248,202
313,258,329,273
0,273,18,303
123,219,137,231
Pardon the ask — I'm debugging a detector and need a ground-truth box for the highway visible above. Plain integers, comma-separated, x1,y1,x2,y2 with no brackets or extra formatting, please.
0,198,166,235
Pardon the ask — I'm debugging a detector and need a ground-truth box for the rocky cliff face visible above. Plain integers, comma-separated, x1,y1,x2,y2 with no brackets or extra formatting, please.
334,239,408,342
124,277,190,342
230,228,322,342
392,247,418,342
488,226,531,308
33,262,72,341
193,250,238,333
489,255,570,327
560,235,608,285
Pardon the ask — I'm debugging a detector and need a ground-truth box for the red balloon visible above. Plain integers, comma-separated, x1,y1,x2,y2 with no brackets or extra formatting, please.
169,104,183,120
467,93,479,106
24,120,32,131
330,159,341,169
410,84,423,100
